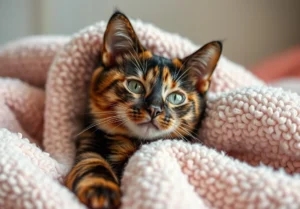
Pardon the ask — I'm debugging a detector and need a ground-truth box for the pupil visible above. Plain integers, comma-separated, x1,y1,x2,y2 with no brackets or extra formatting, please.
135,83,138,89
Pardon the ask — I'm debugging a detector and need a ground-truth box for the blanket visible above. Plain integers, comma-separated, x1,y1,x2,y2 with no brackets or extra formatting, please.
0,19,300,209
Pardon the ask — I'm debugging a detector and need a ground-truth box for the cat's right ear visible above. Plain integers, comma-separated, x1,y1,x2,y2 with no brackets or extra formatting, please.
102,11,145,67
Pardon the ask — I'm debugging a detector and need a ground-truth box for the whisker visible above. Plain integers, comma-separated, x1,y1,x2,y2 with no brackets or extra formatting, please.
133,46,146,74
97,115,127,125
174,57,189,81
175,65,193,82
173,129,189,142
92,110,124,113
76,123,100,136
76,114,127,136
177,126,198,140
97,116,124,123
92,111,126,116
110,118,128,132
128,50,144,74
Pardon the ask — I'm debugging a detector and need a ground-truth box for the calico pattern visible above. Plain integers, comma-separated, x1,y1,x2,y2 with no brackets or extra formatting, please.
65,11,222,209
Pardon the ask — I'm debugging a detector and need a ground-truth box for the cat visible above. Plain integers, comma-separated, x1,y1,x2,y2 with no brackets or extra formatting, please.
65,11,222,209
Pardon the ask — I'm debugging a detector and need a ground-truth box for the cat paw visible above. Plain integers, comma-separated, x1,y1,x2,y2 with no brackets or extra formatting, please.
77,178,121,209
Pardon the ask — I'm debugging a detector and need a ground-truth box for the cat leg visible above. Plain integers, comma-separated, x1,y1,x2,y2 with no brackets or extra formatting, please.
65,136,121,209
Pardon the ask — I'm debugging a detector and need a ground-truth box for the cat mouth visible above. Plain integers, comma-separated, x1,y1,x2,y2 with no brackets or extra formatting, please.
133,120,167,140
138,121,159,130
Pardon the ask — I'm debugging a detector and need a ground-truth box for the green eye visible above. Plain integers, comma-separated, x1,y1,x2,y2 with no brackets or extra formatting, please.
127,80,145,94
167,92,185,105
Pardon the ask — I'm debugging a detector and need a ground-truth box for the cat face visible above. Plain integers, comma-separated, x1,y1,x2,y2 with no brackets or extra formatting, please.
90,12,222,140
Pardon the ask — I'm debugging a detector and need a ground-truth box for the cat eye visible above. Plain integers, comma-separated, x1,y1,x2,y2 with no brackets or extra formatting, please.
127,80,145,94
167,92,185,105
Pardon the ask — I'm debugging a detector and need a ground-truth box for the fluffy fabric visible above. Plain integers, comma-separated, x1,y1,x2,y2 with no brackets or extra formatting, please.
0,19,299,209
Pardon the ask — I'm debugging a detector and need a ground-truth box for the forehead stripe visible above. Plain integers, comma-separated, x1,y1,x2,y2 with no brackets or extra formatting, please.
163,67,170,82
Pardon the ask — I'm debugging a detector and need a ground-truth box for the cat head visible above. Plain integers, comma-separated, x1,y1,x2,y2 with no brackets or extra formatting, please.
90,11,222,140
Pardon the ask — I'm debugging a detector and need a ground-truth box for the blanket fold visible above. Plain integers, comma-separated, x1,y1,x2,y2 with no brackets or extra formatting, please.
0,36,68,88
201,86,300,173
123,140,300,209
0,78,44,146
0,19,299,209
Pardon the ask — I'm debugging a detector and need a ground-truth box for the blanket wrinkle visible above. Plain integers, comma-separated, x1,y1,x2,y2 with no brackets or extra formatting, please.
0,19,299,209
0,36,69,88
0,78,45,146
123,140,300,209
201,86,300,173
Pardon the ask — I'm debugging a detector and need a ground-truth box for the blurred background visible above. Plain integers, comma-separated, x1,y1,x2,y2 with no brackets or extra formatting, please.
0,0,299,68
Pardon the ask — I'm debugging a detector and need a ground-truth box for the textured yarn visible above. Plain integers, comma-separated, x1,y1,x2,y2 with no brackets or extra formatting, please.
0,19,299,209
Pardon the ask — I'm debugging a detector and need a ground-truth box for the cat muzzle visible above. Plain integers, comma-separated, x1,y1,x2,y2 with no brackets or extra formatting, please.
146,105,162,118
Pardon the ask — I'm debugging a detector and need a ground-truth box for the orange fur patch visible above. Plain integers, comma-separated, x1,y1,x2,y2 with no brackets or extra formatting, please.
76,176,121,207
139,51,153,59
107,135,136,163
65,152,118,190
172,58,183,68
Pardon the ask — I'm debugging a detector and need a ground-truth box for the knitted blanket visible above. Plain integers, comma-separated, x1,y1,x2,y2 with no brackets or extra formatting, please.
0,20,300,209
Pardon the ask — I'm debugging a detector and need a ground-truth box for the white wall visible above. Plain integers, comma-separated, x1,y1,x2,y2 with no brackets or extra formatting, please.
1,0,300,67
0,1,38,43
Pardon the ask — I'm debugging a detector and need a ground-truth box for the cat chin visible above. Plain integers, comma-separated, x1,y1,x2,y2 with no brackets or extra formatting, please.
125,121,172,140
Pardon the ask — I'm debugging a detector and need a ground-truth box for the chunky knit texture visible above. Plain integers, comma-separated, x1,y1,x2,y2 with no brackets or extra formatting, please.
0,20,299,209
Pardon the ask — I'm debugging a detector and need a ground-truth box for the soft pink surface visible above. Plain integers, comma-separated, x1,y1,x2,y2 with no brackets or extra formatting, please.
0,20,300,209
251,46,300,95
252,46,300,82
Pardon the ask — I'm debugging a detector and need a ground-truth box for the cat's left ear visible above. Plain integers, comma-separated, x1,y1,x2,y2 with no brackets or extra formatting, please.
183,41,222,94
102,11,145,67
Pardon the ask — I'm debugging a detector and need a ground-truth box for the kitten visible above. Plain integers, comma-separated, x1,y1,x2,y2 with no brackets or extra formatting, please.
65,11,222,209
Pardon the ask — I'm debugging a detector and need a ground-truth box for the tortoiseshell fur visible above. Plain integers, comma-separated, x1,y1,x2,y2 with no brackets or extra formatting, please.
65,11,222,209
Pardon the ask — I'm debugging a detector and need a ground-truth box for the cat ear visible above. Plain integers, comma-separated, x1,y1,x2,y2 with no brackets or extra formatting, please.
102,11,145,66
183,41,222,94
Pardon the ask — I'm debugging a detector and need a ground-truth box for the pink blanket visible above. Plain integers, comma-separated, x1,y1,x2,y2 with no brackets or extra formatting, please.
0,20,300,209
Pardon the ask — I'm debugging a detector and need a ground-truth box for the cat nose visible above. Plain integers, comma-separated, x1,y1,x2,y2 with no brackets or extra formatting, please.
147,105,162,118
